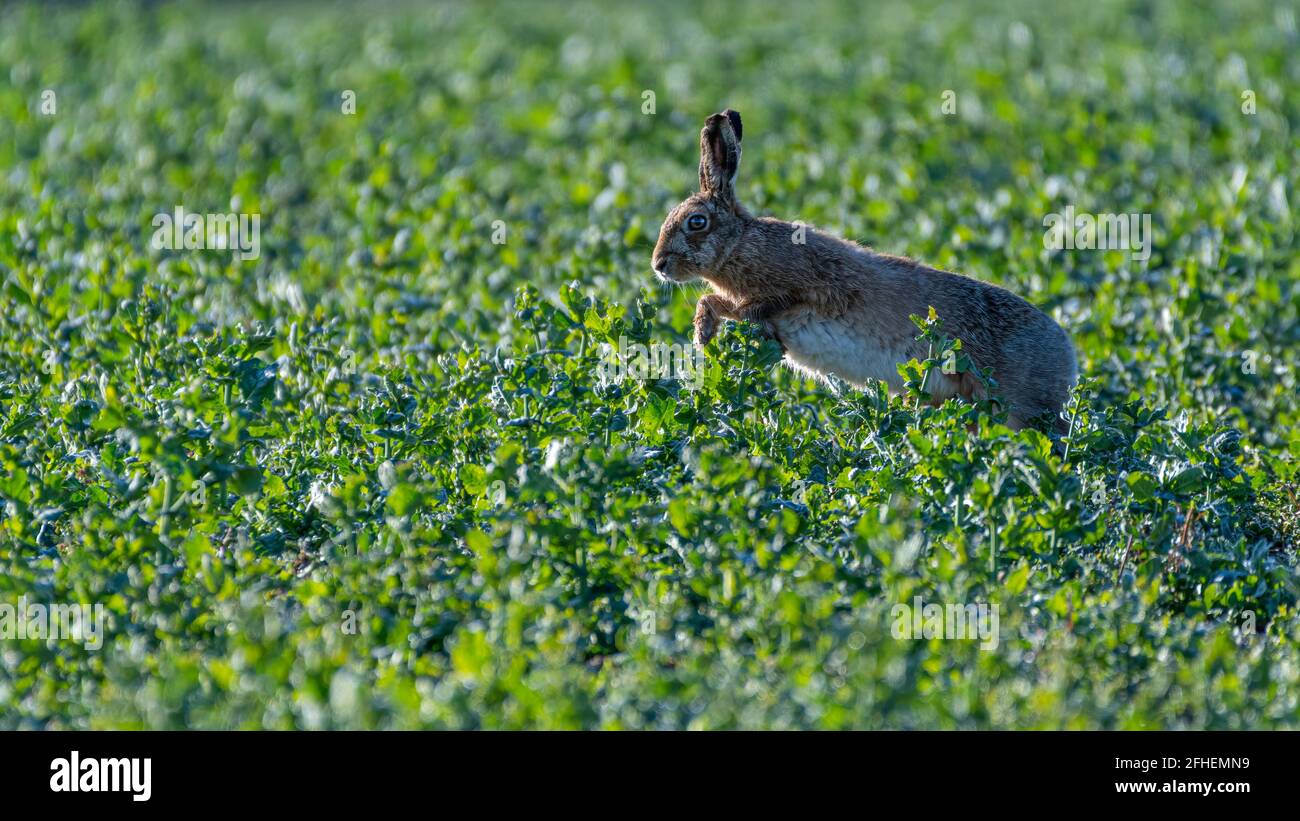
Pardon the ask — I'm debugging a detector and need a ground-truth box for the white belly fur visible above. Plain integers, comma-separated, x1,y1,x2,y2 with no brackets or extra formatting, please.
775,313,912,390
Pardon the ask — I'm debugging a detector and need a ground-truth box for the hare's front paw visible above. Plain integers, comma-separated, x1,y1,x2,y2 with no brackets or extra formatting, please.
693,294,736,347
693,308,719,347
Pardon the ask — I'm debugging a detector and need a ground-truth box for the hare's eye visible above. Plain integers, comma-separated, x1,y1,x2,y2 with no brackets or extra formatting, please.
686,214,709,232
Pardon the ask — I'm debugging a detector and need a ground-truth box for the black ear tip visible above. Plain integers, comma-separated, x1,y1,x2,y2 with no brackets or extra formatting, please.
723,109,742,142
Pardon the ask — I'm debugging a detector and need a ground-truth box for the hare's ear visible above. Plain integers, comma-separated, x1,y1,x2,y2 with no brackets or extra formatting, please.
698,109,743,203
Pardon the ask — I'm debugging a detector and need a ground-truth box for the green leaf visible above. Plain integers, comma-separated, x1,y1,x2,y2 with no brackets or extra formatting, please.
1125,471,1158,502
386,484,422,516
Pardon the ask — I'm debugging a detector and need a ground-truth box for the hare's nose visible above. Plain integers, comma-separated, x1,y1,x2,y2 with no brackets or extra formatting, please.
651,253,672,279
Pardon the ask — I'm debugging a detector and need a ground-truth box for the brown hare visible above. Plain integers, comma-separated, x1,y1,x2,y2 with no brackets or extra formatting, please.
651,109,1077,432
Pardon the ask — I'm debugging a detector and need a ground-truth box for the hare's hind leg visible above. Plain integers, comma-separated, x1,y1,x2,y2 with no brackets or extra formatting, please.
927,369,986,407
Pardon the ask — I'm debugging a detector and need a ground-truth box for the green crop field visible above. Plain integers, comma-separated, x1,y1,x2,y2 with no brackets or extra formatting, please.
1,0,1297,729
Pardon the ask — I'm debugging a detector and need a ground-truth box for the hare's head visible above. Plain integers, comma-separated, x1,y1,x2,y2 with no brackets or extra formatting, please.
652,109,748,283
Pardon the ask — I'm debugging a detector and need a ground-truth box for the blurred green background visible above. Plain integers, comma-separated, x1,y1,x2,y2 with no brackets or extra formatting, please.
0,0,1297,728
